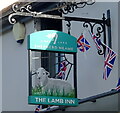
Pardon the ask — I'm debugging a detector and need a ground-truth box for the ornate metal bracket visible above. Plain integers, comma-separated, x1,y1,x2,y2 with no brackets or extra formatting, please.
64,13,110,55
8,3,111,56
9,4,41,24
82,14,106,55
83,22,104,55
57,1,95,14
8,2,95,24
8,4,64,24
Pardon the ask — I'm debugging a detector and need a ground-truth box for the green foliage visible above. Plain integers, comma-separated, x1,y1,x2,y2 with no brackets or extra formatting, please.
32,85,75,98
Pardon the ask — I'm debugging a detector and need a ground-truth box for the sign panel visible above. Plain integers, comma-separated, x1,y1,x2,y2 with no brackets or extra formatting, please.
28,30,78,106
28,96,78,106
28,30,77,53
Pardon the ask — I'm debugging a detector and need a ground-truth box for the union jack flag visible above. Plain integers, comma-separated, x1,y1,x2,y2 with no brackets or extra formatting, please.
116,78,120,91
77,34,91,52
92,34,101,50
35,105,42,113
103,47,117,80
57,61,67,80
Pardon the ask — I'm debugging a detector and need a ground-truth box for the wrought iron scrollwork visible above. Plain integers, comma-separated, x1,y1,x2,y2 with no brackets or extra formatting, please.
20,5,32,13
8,14,16,24
58,1,95,14
8,4,19,24
76,1,95,8
83,22,104,38
9,4,42,24
58,2,77,14
12,4,18,12
9,1,95,24
83,22,105,55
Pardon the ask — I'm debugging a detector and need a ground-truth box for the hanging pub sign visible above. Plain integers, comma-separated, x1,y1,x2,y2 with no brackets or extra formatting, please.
27,30,78,106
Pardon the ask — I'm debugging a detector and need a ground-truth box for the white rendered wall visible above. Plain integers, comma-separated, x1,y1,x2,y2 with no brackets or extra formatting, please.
2,20,37,111
64,2,119,111
118,1,120,111
0,11,2,112
0,32,2,112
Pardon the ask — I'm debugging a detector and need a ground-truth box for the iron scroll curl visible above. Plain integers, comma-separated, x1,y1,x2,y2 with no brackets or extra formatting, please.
83,22,105,55
8,4,42,24
57,1,95,14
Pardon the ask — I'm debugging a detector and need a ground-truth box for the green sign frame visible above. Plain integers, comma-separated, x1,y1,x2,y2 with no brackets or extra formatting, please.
27,30,78,107
27,30,77,53
28,96,78,106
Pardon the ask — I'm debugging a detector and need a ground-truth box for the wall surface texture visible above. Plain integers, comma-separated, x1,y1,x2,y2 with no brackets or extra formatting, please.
0,33,2,112
2,20,36,111
118,1,120,111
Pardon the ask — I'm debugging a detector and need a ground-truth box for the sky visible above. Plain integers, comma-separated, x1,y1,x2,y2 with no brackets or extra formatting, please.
0,0,17,11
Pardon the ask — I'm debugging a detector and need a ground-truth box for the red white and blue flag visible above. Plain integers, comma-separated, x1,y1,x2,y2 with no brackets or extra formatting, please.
92,33,101,50
103,47,117,80
116,78,120,91
58,61,67,80
77,34,91,52
35,105,41,113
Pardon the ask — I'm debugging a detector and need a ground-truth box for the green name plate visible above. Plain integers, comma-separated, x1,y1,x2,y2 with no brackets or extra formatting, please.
28,96,78,106
27,30,77,53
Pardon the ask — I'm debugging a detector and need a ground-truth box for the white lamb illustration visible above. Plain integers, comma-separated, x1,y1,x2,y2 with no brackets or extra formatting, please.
36,67,73,96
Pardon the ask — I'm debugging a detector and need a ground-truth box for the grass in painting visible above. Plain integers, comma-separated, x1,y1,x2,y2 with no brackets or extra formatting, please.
32,85,75,98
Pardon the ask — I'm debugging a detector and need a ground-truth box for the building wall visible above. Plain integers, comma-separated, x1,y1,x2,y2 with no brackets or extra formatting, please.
2,20,36,111
63,2,119,111
118,1,120,111
1,2,119,111
0,31,2,112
